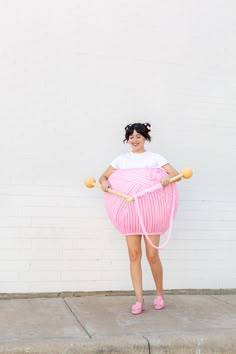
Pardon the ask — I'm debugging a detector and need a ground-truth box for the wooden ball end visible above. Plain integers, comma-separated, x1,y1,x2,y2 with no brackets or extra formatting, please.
84,177,96,188
181,167,193,179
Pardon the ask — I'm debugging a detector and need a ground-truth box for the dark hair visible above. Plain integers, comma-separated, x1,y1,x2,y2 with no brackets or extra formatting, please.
123,122,152,143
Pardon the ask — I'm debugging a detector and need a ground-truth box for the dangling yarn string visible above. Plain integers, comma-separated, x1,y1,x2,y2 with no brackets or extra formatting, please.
133,182,176,249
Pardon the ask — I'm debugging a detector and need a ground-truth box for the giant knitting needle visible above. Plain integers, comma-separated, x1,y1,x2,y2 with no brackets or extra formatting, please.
84,177,133,202
169,167,193,183
84,167,192,202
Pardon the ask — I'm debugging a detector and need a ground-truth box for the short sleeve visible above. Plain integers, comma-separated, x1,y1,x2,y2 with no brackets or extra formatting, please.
110,155,121,169
154,153,169,167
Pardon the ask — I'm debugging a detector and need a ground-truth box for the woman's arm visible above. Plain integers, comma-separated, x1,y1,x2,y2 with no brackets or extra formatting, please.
99,165,115,191
161,163,180,186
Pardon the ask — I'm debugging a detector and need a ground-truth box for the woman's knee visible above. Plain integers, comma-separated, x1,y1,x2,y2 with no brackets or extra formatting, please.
126,235,142,262
128,249,142,262
146,251,159,265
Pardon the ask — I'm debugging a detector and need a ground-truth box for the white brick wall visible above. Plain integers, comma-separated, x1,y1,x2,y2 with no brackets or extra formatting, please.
0,0,235,293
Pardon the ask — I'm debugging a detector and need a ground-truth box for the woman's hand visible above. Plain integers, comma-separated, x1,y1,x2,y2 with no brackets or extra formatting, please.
161,163,180,186
100,180,110,192
99,165,115,192
160,175,171,187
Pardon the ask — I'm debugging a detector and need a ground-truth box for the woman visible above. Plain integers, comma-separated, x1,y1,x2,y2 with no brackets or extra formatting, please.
99,122,180,314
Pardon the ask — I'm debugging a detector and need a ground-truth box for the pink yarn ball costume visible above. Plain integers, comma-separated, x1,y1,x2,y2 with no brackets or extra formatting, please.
103,167,178,249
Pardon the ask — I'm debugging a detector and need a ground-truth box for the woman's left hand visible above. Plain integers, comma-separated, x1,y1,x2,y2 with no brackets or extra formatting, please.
161,163,180,186
160,175,171,187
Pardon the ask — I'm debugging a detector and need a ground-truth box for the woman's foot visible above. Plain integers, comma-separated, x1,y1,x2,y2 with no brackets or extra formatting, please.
153,295,165,310
131,301,144,315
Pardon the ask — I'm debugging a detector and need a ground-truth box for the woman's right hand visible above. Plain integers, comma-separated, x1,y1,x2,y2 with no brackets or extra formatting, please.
100,180,110,192
99,165,115,192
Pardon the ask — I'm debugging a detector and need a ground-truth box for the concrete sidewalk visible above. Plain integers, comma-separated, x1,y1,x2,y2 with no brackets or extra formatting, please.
0,293,235,353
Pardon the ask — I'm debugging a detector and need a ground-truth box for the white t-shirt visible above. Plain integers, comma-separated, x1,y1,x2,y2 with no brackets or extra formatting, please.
110,151,168,169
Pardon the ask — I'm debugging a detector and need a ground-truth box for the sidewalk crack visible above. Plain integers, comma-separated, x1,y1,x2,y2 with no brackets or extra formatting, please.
143,336,151,354
210,295,235,308
62,298,92,338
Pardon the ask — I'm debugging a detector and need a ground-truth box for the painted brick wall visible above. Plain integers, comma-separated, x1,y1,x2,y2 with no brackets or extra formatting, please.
0,0,235,293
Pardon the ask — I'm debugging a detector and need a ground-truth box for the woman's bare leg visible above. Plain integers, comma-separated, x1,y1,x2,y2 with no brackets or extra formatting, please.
125,235,143,302
144,235,163,296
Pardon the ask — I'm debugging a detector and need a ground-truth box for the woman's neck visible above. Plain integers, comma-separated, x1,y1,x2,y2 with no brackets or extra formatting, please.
131,149,146,154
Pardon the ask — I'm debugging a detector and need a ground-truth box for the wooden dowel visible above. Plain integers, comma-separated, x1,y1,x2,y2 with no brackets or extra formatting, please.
91,182,133,202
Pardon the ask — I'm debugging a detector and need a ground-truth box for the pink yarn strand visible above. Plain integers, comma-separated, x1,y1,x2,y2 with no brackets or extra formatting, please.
134,183,176,250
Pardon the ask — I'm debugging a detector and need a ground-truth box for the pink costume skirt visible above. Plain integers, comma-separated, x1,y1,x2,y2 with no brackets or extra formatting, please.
103,167,178,238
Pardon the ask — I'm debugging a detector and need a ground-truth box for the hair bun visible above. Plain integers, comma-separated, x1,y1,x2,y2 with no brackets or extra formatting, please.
143,122,151,131
125,123,133,131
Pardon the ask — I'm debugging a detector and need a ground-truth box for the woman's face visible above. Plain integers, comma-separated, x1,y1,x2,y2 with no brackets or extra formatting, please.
128,130,146,153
